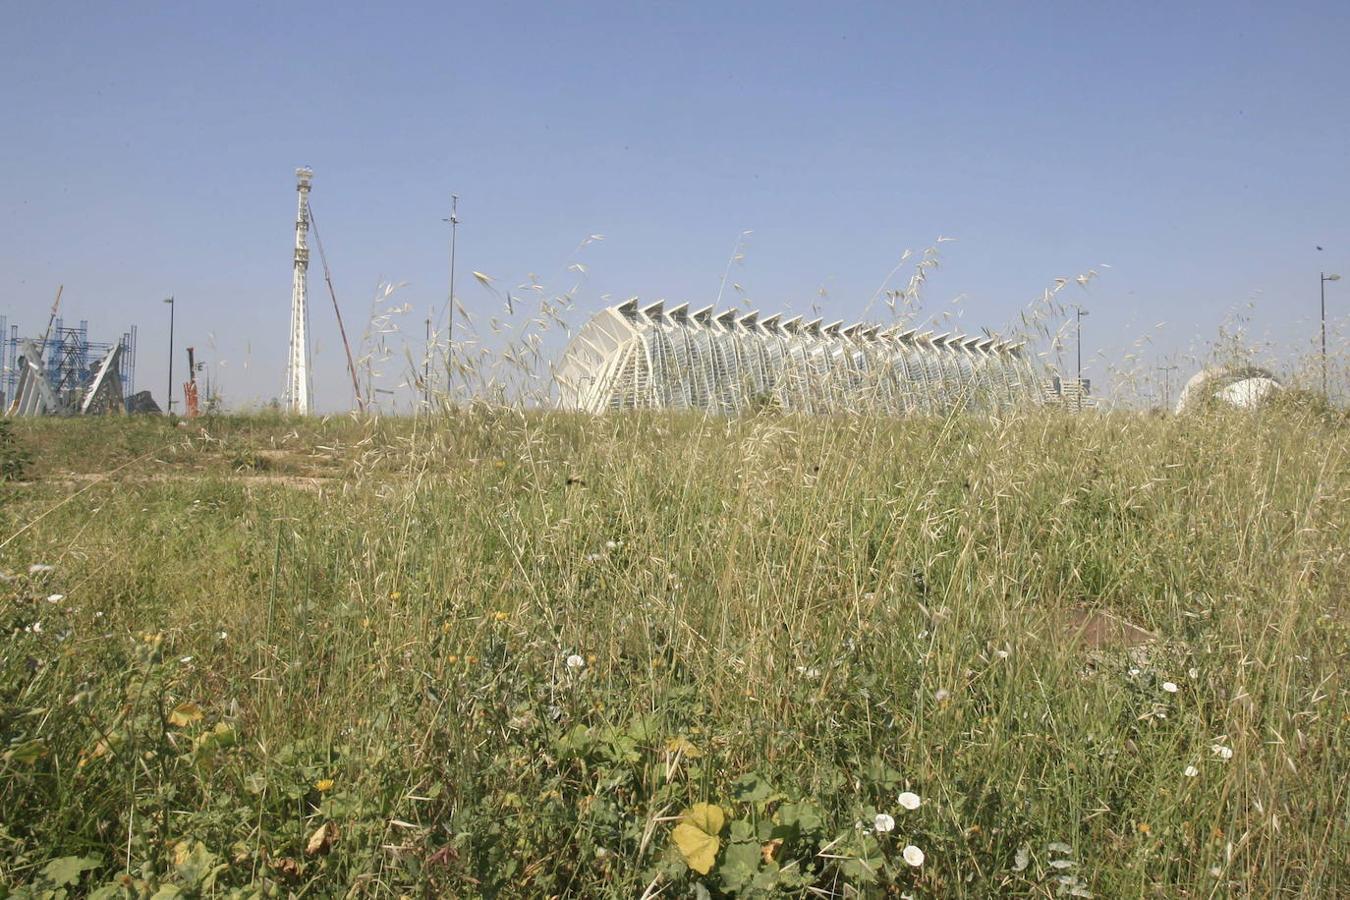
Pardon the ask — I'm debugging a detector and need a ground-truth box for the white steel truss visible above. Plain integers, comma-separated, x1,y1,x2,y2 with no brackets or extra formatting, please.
555,300,1041,414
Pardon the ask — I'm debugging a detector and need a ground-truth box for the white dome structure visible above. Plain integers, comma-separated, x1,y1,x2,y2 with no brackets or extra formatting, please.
555,299,1042,414
1175,365,1284,413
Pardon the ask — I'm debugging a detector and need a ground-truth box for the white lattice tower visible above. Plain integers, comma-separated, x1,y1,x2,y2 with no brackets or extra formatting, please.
286,167,313,414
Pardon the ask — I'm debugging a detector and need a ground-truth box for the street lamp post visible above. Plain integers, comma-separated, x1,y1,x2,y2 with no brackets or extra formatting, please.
1075,306,1089,412
163,296,175,414
442,194,460,399
1322,273,1340,398
1157,363,1178,410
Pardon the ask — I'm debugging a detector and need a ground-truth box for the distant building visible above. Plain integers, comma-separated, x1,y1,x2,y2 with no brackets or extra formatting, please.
1175,366,1283,413
1040,375,1095,409
556,299,1041,414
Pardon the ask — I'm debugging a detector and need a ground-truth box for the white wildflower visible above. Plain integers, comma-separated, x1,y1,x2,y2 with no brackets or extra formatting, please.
604,540,618,550
897,791,921,810
180,656,193,664
902,845,924,867
934,688,951,702
1188,667,1199,680
995,649,1010,659
1185,765,1199,777
46,594,65,604
566,654,585,670
29,564,54,574
1211,744,1234,760
874,813,895,833
29,621,43,634
1162,681,1178,693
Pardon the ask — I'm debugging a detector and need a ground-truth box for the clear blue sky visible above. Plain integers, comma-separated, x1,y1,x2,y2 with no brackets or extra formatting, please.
3,1,1349,410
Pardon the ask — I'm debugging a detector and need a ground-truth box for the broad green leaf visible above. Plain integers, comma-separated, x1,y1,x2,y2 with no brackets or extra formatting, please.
718,836,762,891
776,800,824,835
173,841,221,887
672,803,724,874
6,739,46,766
733,772,773,802
167,702,204,728
193,723,236,754
664,736,704,759
42,855,101,887
839,832,883,885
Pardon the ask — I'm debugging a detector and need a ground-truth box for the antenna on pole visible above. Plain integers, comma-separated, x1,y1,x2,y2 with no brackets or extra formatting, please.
442,194,459,398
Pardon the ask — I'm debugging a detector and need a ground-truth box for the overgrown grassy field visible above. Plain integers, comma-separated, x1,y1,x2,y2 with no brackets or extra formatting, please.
1,406,1346,897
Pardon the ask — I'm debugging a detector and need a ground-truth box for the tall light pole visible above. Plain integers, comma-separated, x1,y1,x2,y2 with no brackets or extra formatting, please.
163,296,175,414
1322,273,1340,398
442,194,459,397
1157,363,1178,410
1074,305,1089,412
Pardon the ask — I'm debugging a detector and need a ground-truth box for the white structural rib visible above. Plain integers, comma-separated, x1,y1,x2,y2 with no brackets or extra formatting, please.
554,301,1041,415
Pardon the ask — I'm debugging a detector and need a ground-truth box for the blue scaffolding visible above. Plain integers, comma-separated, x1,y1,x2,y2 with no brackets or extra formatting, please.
1,316,137,412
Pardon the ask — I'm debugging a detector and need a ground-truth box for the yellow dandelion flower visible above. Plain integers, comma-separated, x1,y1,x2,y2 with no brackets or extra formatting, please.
389,591,401,600
447,654,459,664
1138,822,1151,835
316,778,334,792
465,654,479,665
586,654,597,665
493,611,509,622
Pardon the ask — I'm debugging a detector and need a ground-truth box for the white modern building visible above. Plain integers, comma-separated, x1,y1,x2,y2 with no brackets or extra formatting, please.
555,299,1041,414
1175,365,1283,413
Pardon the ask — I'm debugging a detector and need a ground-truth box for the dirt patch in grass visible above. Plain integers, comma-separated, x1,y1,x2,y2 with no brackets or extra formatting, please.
1065,607,1156,650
